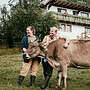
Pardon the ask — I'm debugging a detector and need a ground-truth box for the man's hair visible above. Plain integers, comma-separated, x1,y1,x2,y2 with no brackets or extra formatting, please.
50,26,58,33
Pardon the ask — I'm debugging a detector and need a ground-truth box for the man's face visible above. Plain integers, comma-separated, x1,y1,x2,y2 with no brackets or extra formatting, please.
50,28,56,36
26,28,33,36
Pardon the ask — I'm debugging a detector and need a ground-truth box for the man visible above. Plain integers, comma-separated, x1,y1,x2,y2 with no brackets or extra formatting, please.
17,26,41,88
41,26,59,89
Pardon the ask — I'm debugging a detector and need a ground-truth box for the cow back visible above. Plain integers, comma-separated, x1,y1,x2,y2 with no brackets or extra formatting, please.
66,40,90,67
47,39,90,68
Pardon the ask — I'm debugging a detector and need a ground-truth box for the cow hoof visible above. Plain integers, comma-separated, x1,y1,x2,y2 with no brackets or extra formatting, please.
62,87,66,90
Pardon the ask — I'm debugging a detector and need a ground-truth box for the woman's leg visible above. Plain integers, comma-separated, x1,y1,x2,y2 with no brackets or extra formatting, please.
28,57,40,87
18,61,32,87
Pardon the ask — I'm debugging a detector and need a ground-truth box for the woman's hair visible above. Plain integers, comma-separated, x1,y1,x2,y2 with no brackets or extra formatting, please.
27,26,36,35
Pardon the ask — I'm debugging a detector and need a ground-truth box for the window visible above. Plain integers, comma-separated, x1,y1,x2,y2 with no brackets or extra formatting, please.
61,24,66,32
81,32,86,39
67,25,72,32
86,28,90,37
57,8,61,12
73,11,79,16
58,27,62,31
81,12,89,17
57,8,67,14
60,24,72,32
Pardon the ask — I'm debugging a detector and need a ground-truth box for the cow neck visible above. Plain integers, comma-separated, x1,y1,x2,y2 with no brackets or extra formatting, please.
28,35,36,44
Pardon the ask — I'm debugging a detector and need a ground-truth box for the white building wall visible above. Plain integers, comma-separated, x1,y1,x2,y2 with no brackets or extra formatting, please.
89,13,90,18
48,6,57,12
72,25,85,39
78,12,81,17
57,24,85,39
67,9,73,15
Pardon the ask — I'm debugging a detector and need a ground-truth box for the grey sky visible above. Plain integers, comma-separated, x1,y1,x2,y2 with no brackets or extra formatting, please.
0,0,18,10
0,0,9,5
0,0,10,10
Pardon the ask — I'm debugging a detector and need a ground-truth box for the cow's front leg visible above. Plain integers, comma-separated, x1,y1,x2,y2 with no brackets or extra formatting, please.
62,65,67,90
56,71,62,88
62,77,67,90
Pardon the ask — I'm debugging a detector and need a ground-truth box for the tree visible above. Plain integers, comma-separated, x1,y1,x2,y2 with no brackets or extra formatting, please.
0,5,12,47
1,0,58,48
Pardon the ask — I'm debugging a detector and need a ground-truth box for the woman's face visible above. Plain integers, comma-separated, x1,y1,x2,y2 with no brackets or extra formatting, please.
26,28,33,36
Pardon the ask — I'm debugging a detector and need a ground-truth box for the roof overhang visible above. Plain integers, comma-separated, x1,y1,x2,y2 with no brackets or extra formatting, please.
53,1,90,12
40,0,90,12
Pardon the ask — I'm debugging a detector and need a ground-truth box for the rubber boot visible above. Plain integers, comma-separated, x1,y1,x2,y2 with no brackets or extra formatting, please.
17,75,25,88
41,76,51,89
27,75,36,87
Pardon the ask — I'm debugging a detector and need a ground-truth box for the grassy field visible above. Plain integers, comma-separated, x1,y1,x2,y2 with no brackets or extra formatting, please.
0,48,90,90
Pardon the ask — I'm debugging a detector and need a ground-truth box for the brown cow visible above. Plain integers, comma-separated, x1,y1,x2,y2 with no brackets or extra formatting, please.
46,38,90,90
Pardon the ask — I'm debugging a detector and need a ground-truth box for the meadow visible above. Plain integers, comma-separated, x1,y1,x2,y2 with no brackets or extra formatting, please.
0,48,90,90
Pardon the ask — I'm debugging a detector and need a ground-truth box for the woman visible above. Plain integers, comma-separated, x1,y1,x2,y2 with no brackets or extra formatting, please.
17,26,41,88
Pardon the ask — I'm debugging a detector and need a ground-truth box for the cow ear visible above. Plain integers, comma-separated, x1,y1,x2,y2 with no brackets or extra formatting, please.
63,38,66,41
59,37,61,39
59,37,66,41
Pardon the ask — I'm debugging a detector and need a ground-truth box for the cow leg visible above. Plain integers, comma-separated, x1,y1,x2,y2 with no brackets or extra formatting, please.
56,71,62,88
62,87,66,90
62,77,67,90
62,65,67,90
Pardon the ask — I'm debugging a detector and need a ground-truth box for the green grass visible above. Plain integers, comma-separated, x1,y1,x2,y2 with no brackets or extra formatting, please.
0,48,90,90
0,48,21,56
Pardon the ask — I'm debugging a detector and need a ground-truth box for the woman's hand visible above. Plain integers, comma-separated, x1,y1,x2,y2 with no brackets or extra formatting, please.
23,48,27,54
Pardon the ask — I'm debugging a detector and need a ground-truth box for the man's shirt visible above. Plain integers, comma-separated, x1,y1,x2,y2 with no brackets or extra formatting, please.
42,35,59,49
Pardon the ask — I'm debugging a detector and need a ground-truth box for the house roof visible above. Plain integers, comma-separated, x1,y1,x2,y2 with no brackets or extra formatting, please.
48,0,90,12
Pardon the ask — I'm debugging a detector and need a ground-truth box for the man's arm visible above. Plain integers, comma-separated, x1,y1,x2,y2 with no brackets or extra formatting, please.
41,36,49,48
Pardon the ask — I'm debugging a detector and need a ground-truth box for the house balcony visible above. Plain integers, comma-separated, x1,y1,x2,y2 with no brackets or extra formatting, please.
52,12,90,25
